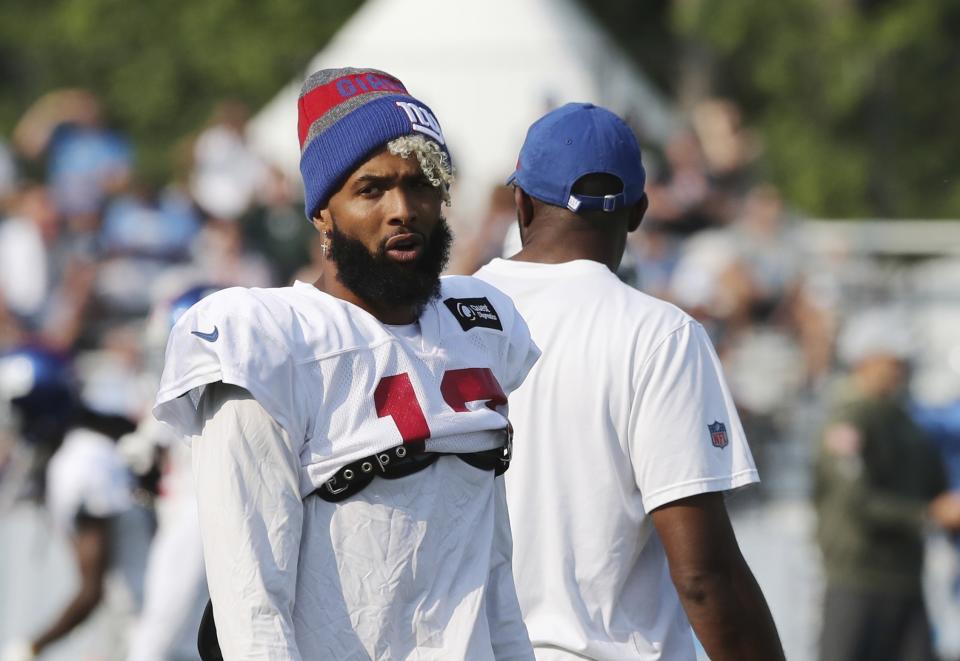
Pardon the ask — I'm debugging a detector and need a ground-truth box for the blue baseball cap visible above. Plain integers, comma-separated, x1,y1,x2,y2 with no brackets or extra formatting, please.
507,102,646,214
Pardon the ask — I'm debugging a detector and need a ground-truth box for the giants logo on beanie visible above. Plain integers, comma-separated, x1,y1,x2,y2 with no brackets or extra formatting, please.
297,67,450,218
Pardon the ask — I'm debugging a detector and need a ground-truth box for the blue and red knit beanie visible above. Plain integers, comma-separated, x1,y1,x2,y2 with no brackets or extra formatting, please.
298,67,451,218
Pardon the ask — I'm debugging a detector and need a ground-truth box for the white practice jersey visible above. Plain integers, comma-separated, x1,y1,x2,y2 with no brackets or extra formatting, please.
153,278,539,660
475,258,759,661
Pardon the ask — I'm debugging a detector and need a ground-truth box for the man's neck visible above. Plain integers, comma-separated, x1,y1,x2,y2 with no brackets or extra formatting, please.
313,273,420,325
510,230,621,273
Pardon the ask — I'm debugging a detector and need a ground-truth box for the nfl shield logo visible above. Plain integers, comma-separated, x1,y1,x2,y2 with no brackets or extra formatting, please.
708,421,729,449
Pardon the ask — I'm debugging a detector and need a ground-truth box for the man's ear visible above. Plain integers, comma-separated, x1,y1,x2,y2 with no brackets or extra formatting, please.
312,209,331,236
514,186,535,229
627,193,648,233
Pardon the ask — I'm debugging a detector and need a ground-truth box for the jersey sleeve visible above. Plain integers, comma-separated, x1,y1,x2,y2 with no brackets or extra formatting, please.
629,320,758,513
152,290,309,446
192,382,303,660
485,285,541,395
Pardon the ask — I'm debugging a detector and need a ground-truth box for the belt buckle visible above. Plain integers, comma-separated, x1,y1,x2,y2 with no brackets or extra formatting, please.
322,475,350,496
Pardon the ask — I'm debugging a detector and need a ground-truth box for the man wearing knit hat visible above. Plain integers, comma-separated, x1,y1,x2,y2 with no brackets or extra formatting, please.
153,68,539,660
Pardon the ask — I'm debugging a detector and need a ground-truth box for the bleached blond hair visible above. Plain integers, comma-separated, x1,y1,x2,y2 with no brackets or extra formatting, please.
387,135,454,204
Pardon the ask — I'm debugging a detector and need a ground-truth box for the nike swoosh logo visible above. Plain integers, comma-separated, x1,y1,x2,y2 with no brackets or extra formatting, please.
191,326,219,342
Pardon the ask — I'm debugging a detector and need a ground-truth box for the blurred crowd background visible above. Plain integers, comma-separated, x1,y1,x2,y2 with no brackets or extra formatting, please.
1,0,959,660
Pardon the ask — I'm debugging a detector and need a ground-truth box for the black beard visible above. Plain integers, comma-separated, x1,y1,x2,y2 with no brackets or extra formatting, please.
328,217,452,317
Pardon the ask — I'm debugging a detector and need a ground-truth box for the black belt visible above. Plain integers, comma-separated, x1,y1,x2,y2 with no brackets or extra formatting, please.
314,429,512,502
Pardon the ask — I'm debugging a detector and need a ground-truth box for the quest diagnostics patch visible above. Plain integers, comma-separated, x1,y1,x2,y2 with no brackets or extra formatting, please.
443,297,502,332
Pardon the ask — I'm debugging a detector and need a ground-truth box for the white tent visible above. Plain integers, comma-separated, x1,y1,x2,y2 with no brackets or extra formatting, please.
247,0,677,229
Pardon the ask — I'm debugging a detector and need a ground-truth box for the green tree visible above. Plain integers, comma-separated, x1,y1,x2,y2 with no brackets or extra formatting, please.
586,0,960,218
0,0,361,182
4,0,956,217
672,0,960,217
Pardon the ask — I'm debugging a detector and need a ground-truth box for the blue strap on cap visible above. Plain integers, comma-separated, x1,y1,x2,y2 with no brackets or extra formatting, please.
567,193,627,213
566,192,626,213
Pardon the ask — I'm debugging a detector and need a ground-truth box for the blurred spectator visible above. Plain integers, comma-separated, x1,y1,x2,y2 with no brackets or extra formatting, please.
189,102,266,222
690,98,761,187
0,185,99,352
669,184,803,333
721,185,832,394
193,218,272,288
644,129,727,232
814,309,960,661
240,165,313,284
0,186,59,330
0,347,150,661
623,222,682,299
0,346,76,507
13,89,132,221
77,324,154,423
730,185,801,317
100,184,199,259
94,182,200,318
666,227,741,333
453,184,518,274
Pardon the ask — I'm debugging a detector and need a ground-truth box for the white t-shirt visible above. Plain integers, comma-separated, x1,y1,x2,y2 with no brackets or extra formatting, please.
0,217,48,319
46,428,133,534
475,258,759,661
46,427,152,660
153,278,540,660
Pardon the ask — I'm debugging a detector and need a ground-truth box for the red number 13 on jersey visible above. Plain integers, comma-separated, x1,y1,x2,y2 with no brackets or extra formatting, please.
374,368,507,443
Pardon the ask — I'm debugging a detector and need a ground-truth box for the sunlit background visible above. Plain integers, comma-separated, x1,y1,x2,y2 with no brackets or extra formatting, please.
1,1,959,659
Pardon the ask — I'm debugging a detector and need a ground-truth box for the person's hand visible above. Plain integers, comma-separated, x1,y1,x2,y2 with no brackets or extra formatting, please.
929,491,960,532
0,640,36,661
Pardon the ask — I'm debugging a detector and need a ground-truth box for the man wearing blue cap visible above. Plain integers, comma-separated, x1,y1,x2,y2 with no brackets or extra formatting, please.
476,103,784,660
